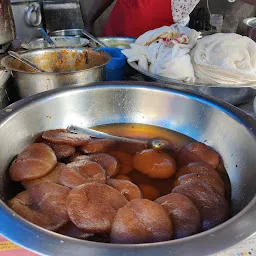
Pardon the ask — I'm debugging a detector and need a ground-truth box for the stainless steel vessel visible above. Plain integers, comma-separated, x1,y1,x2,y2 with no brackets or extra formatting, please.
1,48,111,98
0,0,15,51
50,31,136,49
244,17,256,42
50,29,85,37
21,36,90,50
129,61,256,105
96,37,136,49
0,82,255,256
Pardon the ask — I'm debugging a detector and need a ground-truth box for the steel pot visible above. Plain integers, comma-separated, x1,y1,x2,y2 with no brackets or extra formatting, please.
0,82,255,256
1,48,111,99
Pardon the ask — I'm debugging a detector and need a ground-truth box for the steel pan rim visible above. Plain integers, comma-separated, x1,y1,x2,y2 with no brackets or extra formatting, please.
21,36,90,50
50,29,85,37
0,81,255,255
97,36,136,43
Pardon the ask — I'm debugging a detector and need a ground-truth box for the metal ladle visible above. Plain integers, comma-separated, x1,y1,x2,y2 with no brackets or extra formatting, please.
81,30,108,48
8,51,45,72
38,28,56,48
38,28,64,60
67,125,172,151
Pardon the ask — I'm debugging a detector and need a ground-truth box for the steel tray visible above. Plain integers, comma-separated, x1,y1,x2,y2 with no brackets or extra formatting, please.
129,61,256,105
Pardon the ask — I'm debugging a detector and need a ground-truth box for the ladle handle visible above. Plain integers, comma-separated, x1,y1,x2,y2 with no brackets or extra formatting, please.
67,125,146,145
81,30,108,48
38,28,55,48
8,51,44,72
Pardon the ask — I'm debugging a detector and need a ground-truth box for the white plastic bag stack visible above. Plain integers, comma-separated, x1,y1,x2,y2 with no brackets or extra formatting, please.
122,24,200,83
191,33,256,85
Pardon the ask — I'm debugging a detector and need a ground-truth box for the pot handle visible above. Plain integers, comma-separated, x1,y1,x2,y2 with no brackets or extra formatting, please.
25,3,42,27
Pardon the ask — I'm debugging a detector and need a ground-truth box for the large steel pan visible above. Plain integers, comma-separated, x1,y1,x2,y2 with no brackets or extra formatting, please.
0,82,255,256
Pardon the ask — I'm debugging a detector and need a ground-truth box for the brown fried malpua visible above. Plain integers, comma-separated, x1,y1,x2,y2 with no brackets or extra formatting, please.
89,153,119,177
80,139,115,154
133,149,176,179
44,141,76,159
9,143,57,182
57,222,94,239
138,184,161,201
107,179,143,201
156,193,201,239
22,162,65,188
111,199,173,244
175,172,225,196
42,129,90,146
177,142,220,169
72,154,119,177
67,183,128,233
175,162,219,178
59,161,106,188
114,174,132,181
109,151,133,174
8,182,70,231
172,181,229,231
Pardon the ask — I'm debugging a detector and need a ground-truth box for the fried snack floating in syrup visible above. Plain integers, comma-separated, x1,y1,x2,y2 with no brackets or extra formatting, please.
67,183,128,233
9,143,57,181
133,149,176,179
155,193,201,239
8,182,70,231
8,127,230,244
111,199,173,244
107,179,143,201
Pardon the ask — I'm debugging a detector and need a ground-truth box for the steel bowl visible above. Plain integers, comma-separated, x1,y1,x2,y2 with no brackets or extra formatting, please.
0,82,256,256
129,61,256,105
50,30,136,49
1,48,111,99
243,17,256,42
50,29,85,37
21,36,90,50
95,37,135,49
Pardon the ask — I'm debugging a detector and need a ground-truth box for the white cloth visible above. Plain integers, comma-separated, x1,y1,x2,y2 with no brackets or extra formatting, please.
172,0,200,26
191,33,256,85
122,24,200,82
